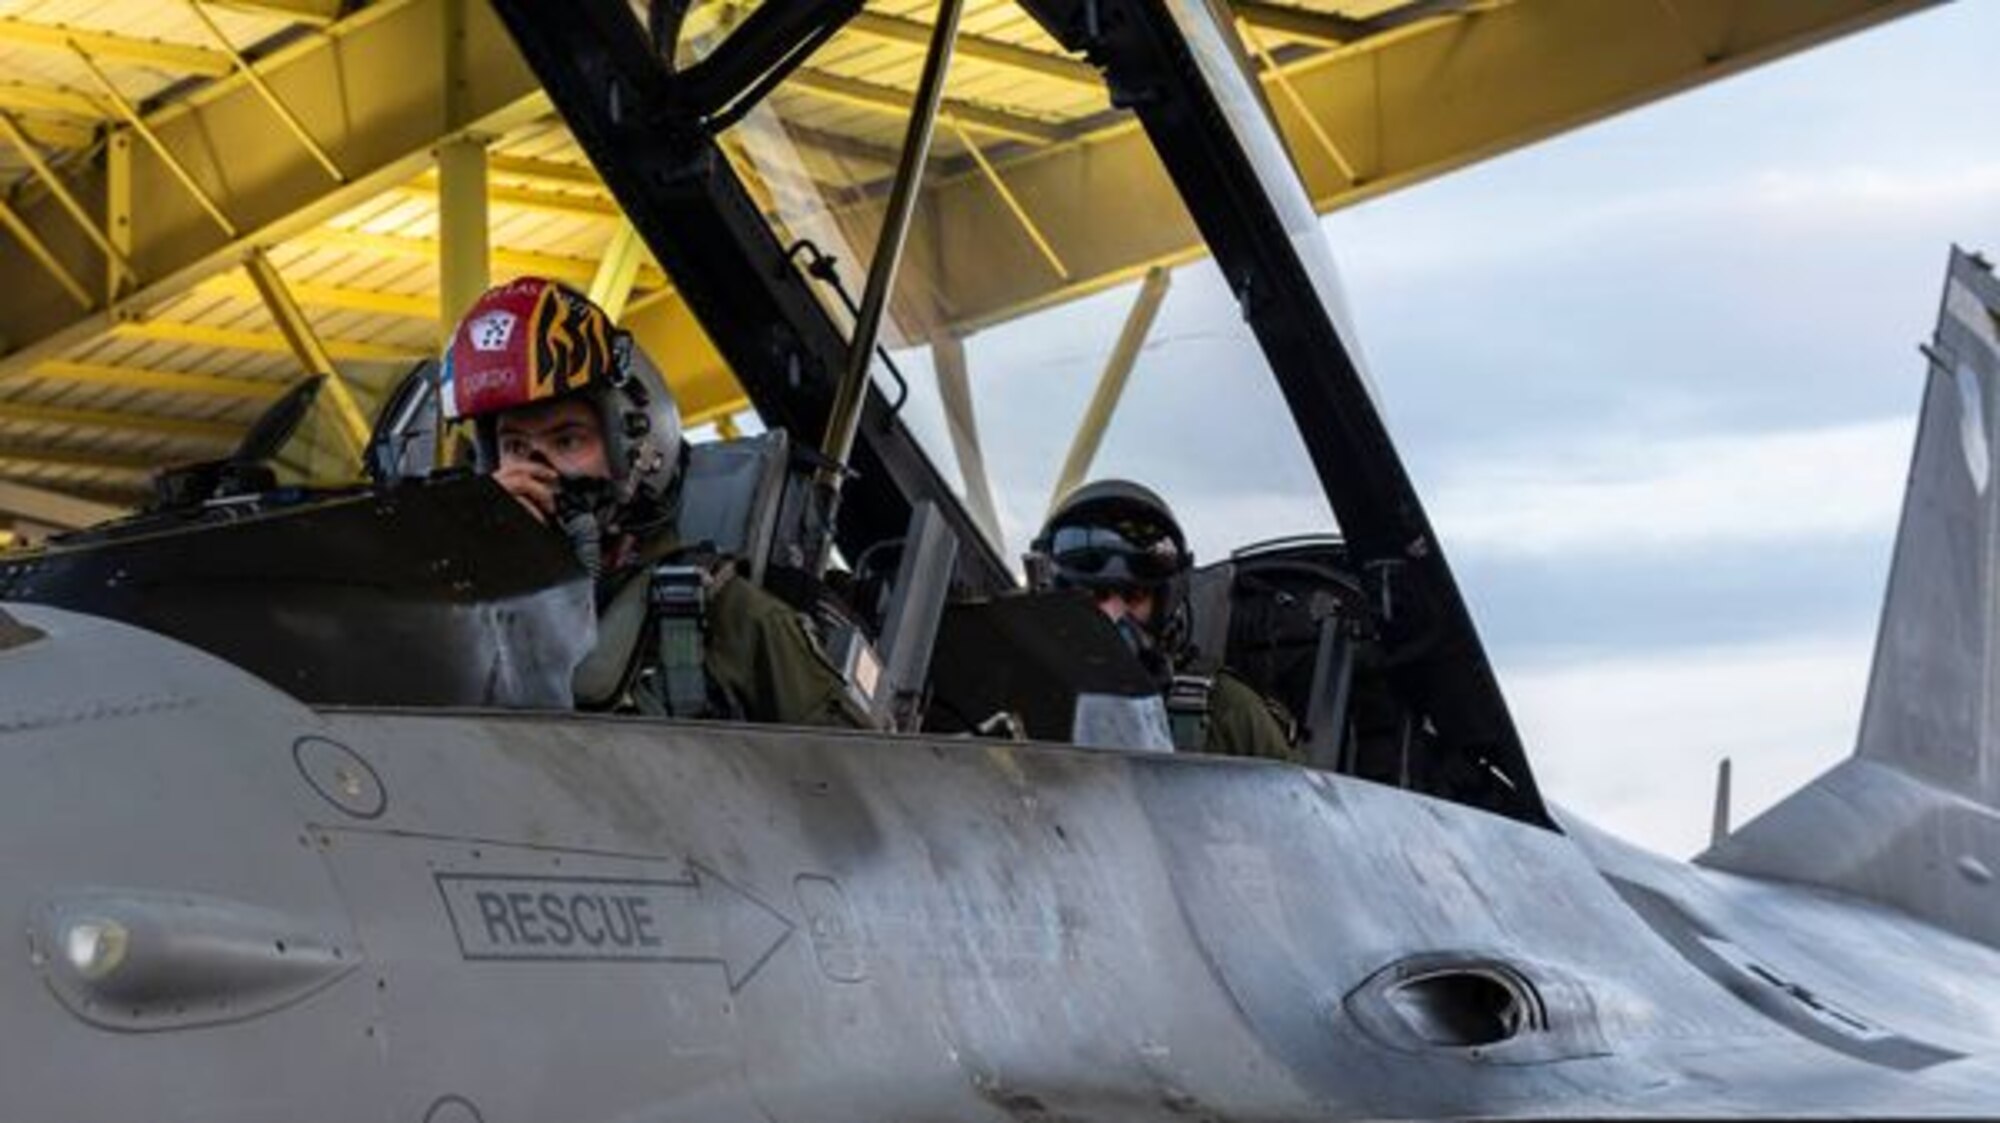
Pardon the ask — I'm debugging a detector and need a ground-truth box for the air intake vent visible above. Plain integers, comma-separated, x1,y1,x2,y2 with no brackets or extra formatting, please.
1342,952,1605,1064
1384,967,1540,1048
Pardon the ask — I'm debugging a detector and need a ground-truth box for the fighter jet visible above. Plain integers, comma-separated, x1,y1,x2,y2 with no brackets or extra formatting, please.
0,1,1994,1119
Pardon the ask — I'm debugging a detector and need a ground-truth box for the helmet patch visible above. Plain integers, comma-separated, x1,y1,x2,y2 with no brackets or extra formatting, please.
467,310,518,352
442,277,619,421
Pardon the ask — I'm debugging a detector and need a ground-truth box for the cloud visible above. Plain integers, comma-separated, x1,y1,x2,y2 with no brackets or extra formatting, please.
1745,163,2000,215
1328,158,2000,294
1507,634,1871,858
1427,418,1913,557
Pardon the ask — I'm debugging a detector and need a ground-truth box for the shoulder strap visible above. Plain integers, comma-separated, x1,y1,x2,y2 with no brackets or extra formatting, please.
1165,673,1215,752
573,569,650,709
648,561,719,719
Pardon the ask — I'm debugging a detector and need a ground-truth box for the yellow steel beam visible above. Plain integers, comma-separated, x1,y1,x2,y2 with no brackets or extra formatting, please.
435,134,490,331
0,398,240,441
0,198,93,309
686,398,751,429
35,358,284,400
242,249,370,449
910,0,1934,336
845,12,1102,89
0,18,234,77
435,0,484,330
71,44,239,236
184,0,346,183
202,0,344,26
0,477,125,529
1234,0,1483,48
587,220,645,323
104,130,133,300
1273,0,1925,207
487,152,604,191
405,176,621,219
10,114,95,150
240,251,329,375
0,0,549,379
0,83,102,122
0,0,1933,416
944,114,1069,281
1233,0,1379,46
110,319,425,364
0,112,136,283
487,181,620,218
1237,17,1357,185
295,226,671,290
197,273,434,318
790,70,1067,146
400,0,1929,424
622,293,747,426
0,442,165,473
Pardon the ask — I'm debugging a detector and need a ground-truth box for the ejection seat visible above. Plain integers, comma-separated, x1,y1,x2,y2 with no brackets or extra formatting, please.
676,429,797,583
667,429,959,730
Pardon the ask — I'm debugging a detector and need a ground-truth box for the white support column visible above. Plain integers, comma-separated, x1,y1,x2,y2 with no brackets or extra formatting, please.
931,331,1004,548
1048,266,1172,513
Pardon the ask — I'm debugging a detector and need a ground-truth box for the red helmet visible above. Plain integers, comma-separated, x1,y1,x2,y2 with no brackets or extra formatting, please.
440,277,683,511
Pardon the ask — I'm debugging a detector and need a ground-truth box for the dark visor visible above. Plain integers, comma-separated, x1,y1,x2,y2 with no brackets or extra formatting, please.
1048,524,1185,582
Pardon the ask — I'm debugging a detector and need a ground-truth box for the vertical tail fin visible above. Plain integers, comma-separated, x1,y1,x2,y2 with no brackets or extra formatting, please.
1854,247,2000,801
1701,249,2000,947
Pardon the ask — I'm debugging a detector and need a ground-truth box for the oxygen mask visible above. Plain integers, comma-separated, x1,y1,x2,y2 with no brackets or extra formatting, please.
532,457,618,584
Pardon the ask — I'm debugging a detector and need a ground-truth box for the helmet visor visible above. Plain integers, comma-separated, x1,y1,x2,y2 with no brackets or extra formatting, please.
1047,523,1186,583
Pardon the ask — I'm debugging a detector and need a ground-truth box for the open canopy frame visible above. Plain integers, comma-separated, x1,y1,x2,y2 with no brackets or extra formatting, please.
491,0,1559,825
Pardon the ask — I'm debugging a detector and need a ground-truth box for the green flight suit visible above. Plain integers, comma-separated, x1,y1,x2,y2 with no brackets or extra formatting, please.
701,570,873,728
575,530,871,729
1176,669,1302,764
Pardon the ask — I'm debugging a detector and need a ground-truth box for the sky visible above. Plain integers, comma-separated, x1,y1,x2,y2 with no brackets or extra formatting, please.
1317,0,2000,855
875,1,2000,858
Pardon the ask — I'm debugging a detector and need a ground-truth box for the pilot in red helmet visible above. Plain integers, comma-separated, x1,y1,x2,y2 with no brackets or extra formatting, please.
442,277,868,727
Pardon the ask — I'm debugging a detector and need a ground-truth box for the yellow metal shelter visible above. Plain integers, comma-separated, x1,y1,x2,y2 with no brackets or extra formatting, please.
0,0,1930,529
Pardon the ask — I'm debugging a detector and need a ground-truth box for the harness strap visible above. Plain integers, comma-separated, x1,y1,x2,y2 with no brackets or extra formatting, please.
1165,673,1214,753
650,563,712,718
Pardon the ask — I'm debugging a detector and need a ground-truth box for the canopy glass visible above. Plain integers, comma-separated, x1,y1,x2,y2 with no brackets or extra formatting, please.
701,1,1336,565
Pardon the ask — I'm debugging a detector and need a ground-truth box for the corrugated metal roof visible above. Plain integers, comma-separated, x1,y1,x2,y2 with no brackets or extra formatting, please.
0,0,1858,515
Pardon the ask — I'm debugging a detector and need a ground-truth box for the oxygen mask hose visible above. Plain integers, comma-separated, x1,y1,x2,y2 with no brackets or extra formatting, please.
1113,614,1174,691
554,475,616,585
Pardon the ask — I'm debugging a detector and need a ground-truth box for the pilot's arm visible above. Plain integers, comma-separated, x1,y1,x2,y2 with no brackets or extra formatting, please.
704,571,874,729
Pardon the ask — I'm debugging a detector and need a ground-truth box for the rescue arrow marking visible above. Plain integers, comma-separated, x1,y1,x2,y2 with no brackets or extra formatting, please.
435,865,794,992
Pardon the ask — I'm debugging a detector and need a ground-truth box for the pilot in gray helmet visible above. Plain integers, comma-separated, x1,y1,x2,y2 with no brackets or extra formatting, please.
1031,479,1298,762
441,277,867,728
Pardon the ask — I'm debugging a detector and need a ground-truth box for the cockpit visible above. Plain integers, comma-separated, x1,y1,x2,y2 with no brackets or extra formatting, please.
0,0,1553,831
